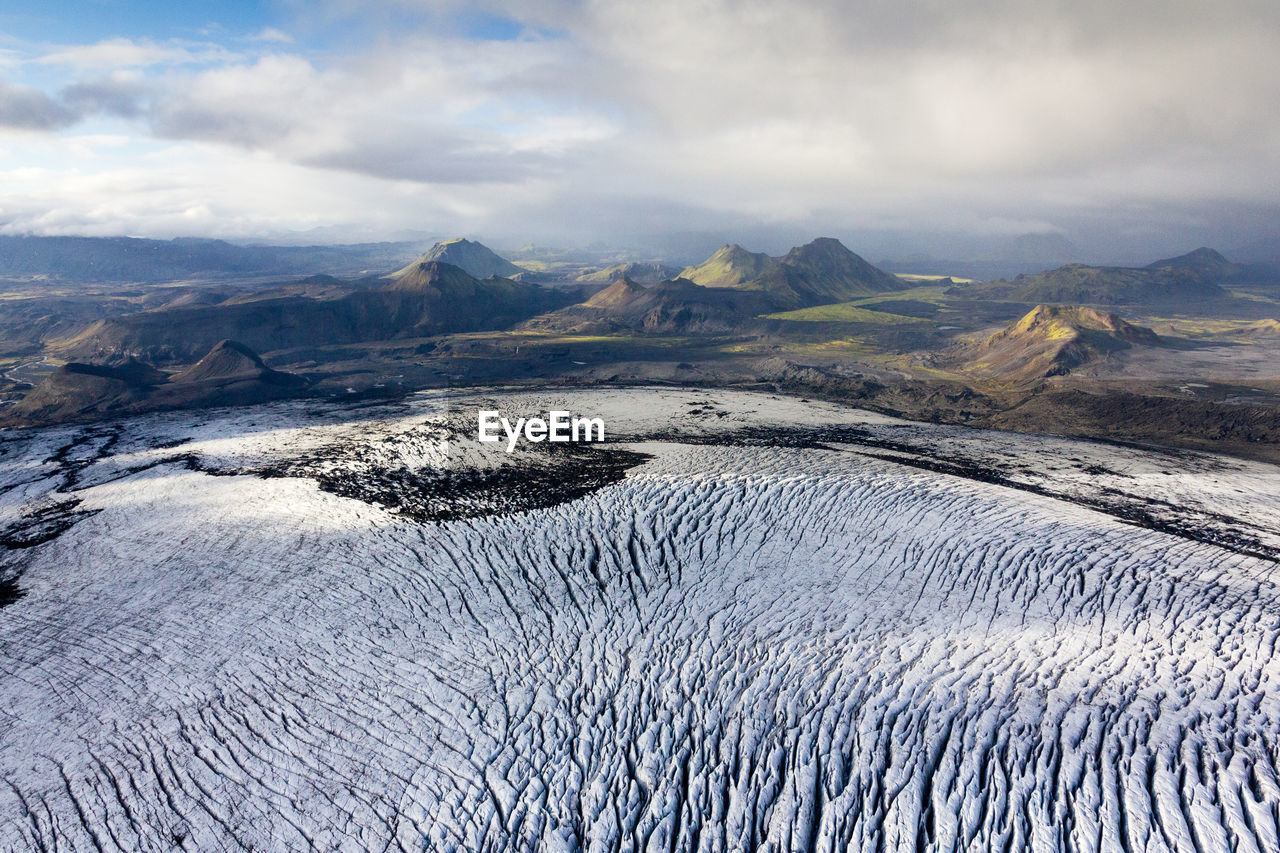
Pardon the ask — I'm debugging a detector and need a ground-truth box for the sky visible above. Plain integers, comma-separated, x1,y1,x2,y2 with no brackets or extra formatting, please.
0,0,1277,261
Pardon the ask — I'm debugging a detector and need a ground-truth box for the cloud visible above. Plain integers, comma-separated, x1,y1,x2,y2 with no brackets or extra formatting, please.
547,0,1280,179
144,43,614,184
1,0,1278,255
0,138,483,239
301,129,555,184
60,76,149,119
0,81,79,131
36,38,237,70
249,28,294,44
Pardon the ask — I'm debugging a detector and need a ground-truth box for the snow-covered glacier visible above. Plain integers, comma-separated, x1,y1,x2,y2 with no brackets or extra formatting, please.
1,388,1279,852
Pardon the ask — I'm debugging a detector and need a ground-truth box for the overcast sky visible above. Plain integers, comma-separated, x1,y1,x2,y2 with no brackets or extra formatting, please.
0,0,1277,260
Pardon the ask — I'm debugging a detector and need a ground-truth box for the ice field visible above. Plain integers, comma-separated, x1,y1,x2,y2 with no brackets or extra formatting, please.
1,388,1279,851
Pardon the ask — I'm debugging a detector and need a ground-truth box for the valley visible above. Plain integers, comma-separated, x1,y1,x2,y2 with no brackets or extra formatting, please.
1,236,1277,463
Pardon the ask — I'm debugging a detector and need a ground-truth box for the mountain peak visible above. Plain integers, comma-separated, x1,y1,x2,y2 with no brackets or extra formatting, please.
958,304,1160,382
172,339,271,383
789,236,844,253
1146,247,1239,281
771,237,904,302
386,260,483,292
583,276,646,308
680,244,778,288
1157,246,1227,264
575,262,678,286
391,238,525,280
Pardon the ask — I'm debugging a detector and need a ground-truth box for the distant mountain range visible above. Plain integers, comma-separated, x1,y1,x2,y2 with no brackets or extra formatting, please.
0,236,430,283
50,237,907,358
10,235,1275,416
955,249,1239,305
6,234,1278,456
524,277,775,335
528,238,909,334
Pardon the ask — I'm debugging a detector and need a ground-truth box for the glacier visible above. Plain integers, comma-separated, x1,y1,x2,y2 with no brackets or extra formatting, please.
1,388,1279,852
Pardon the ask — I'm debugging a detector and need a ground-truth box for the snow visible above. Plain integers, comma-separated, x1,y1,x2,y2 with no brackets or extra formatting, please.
0,387,1278,851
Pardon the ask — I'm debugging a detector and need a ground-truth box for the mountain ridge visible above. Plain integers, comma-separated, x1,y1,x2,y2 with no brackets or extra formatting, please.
958,258,1228,304
679,238,906,308
51,262,579,363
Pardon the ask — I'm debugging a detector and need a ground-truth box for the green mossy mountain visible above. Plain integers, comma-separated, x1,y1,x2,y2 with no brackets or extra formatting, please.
680,245,779,289
681,238,905,308
529,239,908,333
391,238,526,280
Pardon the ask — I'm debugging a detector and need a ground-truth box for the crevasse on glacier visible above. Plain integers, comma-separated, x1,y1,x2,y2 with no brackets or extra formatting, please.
1,389,1278,852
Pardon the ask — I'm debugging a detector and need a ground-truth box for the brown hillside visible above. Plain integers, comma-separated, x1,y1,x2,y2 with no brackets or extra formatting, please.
956,304,1161,383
